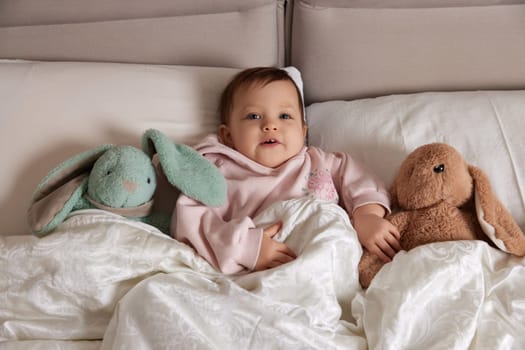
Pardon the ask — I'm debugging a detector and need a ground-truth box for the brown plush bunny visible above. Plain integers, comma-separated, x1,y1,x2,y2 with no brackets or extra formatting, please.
358,143,525,288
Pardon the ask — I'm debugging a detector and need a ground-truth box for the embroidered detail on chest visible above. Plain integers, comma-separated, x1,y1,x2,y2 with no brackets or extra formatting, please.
303,168,338,202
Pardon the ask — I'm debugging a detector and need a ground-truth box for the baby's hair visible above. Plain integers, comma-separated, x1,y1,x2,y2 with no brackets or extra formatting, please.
218,67,304,125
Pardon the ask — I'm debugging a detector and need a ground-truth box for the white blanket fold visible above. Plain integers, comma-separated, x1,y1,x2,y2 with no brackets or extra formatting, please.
0,209,215,342
102,198,366,349
353,241,525,350
2,200,525,349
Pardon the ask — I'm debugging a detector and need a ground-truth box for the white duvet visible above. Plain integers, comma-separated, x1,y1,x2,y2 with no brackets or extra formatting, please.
1,198,525,349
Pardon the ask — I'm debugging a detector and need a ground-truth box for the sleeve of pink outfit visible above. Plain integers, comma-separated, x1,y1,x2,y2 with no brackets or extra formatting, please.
311,147,391,216
173,195,263,275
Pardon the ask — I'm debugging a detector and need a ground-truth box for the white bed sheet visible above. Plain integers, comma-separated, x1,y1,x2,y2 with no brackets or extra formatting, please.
2,199,525,349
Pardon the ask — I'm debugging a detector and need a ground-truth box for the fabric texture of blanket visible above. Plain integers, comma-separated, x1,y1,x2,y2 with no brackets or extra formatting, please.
2,198,525,349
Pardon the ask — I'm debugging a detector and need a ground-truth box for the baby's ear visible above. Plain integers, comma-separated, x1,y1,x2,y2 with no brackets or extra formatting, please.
218,124,232,147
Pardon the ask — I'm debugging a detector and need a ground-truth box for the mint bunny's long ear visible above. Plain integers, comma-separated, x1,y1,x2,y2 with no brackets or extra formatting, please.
142,129,226,207
28,145,113,236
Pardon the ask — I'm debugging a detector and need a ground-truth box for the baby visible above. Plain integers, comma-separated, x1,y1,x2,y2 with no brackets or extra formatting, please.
172,66,400,274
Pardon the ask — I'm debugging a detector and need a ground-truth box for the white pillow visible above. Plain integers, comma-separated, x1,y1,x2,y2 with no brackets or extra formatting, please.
306,91,525,231
0,60,240,235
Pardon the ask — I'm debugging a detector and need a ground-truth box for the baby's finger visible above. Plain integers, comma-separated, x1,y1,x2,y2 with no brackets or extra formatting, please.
275,252,295,264
390,226,401,240
386,233,402,251
379,241,397,260
371,246,391,263
279,244,296,259
267,254,293,269
265,260,282,269
264,221,283,238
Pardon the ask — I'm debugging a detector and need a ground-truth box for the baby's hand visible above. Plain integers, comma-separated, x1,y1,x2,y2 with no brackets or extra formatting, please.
254,222,296,271
353,205,401,263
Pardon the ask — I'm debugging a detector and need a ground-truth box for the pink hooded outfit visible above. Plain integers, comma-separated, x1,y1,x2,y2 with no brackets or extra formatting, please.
171,134,390,274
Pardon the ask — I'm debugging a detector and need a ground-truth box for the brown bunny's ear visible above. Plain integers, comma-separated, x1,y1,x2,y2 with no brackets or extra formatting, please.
470,165,525,256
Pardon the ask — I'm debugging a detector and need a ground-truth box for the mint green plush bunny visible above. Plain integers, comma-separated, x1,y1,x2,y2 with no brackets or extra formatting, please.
28,129,226,236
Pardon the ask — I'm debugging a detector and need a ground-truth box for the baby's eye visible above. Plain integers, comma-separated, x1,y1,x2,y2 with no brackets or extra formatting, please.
280,113,291,120
246,113,261,120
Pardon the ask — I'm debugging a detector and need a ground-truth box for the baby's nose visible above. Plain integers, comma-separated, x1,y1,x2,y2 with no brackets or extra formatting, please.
263,123,278,131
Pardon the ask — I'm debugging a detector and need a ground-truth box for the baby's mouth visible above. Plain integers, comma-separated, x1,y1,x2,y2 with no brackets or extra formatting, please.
261,138,279,145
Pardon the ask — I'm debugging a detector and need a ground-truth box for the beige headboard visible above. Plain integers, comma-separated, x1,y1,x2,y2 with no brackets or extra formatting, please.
0,0,286,68
3,0,525,102
290,0,525,104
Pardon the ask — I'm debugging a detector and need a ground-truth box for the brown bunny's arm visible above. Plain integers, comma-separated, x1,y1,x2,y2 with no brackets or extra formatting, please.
387,211,410,235
358,211,410,288
358,251,384,289
470,166,525,256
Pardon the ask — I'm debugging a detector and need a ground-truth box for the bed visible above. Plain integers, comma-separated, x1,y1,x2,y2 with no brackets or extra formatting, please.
2,0,525,349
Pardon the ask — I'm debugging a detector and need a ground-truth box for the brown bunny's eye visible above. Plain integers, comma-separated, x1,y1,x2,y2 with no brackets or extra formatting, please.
433,164,445,173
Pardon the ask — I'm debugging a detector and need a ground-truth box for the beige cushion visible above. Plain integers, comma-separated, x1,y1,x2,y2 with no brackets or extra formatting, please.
0,60,240,235
306,90,525,231
0,0,285,67
291,0,525,104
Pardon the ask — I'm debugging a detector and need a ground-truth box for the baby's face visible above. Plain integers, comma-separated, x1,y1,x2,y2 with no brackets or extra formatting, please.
219,80,307,168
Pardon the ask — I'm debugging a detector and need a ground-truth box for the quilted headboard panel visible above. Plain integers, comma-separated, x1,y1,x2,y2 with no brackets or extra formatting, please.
291,0,525,104
0,0,286,67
